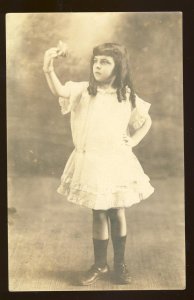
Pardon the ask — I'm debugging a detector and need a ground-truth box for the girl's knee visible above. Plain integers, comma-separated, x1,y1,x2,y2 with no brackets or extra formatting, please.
93,210,108,223
108,208,125,221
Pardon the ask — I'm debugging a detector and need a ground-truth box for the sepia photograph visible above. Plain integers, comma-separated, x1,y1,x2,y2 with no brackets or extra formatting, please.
6,12,185,291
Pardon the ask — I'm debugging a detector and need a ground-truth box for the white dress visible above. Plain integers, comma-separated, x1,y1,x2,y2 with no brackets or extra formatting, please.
57,81,154,210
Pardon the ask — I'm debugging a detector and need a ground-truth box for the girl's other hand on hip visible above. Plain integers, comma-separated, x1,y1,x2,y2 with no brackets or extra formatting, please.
122,134,134,148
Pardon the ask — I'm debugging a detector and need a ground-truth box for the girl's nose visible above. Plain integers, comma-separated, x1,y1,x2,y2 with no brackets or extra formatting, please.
96,63,101,69
95,61,101,69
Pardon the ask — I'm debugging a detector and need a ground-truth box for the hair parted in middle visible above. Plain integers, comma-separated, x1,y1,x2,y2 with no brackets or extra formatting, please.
87,42,136,108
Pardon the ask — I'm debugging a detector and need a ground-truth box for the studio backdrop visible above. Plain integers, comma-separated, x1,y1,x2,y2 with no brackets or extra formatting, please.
7,12,184,291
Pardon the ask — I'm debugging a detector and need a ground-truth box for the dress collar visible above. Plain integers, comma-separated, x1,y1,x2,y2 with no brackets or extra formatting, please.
96,86,131,95
97,87,117,94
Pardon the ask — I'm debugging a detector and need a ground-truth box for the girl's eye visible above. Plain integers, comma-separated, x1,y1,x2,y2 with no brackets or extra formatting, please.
93,59,110,65
101,60,109,64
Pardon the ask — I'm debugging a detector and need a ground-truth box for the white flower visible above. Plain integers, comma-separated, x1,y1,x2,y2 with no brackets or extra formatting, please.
57,40,68,57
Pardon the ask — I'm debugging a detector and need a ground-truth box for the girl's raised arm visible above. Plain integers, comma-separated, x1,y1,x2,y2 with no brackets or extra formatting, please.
43,44,69,98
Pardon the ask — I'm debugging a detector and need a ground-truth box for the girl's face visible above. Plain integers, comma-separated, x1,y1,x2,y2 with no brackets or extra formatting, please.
93,55,116,84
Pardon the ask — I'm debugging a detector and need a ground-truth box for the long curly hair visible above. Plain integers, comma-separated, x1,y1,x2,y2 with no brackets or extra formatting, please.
88,43,136,108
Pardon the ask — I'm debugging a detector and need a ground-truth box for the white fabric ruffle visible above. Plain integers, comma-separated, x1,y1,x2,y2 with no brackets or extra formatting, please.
57,148,154,210
57,81,154,210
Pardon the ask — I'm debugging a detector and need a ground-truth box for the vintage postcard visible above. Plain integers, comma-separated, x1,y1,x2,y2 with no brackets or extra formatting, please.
6,12,185,291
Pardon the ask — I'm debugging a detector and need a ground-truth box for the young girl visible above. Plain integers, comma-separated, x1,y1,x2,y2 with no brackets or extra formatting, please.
43,42,154,285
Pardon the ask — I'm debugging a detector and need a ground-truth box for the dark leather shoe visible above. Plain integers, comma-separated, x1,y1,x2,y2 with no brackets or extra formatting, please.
114,263,132,284
79,264,110,286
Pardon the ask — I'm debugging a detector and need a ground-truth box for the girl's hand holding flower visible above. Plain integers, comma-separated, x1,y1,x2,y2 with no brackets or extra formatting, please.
56,40,69,57
43,41,68,73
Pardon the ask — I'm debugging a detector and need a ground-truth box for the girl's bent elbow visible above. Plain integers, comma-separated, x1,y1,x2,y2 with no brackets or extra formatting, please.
146,115,152,126
144,115,152,131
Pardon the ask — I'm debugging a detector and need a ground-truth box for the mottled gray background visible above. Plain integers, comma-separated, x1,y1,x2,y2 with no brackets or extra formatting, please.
7,13,185,291
7,12,183,179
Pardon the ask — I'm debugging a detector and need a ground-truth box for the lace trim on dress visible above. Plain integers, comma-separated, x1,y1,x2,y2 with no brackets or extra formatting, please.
58,173,153,195
57,182,154,210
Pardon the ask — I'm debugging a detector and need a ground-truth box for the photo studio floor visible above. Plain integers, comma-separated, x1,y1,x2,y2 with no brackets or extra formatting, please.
8,176,185,291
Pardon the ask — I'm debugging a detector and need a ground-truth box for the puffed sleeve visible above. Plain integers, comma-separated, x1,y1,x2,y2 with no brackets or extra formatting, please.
129,94,151,130
58,81,88,115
